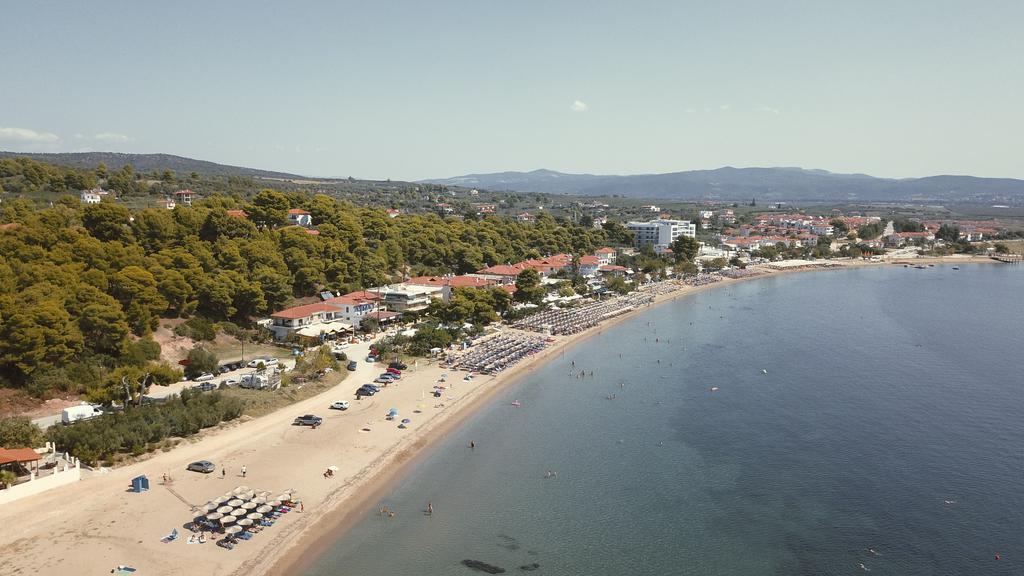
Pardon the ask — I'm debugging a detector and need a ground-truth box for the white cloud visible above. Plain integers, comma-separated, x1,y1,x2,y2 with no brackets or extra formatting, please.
94,132,132,143
760,106,782,115
570,99,588,112
0,126,60,143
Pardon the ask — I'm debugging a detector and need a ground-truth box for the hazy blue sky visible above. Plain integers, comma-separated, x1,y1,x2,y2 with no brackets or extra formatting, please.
1,1,1021,180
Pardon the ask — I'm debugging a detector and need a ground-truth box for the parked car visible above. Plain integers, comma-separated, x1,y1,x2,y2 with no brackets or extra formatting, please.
388,361,408,370
247,357,279,368
366,355,377,363
186,460,216,473
381,371,401,380
374,376,395,384
194,382,216,392
193,373,216,382
218,365,231,373
220,377,240,387
356,385,377,397
347,360,358,371
386,367,402,375
330,401,350,410
362,383,381,392
293,414,323,426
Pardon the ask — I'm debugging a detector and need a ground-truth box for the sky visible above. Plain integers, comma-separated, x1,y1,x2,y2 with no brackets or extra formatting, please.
1,1,1022,181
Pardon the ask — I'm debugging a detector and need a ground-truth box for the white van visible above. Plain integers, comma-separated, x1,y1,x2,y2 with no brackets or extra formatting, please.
61,403,103,425
239,374,270,389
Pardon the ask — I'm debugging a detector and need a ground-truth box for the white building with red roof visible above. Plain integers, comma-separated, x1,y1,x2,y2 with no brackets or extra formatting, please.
287,208,312,227
174,189,196,206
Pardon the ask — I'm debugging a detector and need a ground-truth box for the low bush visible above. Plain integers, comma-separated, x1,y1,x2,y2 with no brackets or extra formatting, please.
47,388,244,466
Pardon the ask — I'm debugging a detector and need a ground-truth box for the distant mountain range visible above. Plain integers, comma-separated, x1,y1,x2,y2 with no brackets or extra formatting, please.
423,167,1024,204
0,151,305,180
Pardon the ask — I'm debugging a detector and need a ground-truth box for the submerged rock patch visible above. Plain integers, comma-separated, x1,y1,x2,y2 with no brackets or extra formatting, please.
462,559,506,574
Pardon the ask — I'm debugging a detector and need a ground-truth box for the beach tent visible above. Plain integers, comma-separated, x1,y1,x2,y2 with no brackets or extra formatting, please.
130,475,150,493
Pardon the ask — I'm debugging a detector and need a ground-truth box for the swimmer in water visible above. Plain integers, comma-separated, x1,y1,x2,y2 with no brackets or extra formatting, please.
944,500,956,505
867,548,880,556
858,563,870,571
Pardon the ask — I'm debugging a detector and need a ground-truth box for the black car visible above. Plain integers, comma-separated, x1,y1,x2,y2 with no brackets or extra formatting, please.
218,365,231,373
187,460,216,473
388,361,408,370
356,385,377,397
194,382,216,392
293,414,323,426
347,360,358,371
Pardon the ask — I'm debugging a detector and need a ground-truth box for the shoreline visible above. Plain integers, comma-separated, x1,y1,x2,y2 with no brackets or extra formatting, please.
0,256,1000,576
261,255,1000,575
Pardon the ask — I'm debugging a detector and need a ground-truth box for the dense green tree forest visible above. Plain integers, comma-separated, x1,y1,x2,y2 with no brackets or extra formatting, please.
0,158,611,397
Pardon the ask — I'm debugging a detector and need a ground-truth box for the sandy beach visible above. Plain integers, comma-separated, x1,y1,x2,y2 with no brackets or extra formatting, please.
0,255,997,576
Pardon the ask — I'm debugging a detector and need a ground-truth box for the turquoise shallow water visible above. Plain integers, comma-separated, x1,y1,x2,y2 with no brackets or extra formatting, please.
301,265,1024,576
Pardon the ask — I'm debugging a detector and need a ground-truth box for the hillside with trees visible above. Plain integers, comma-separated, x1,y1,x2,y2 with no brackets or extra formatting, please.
0,159,613,401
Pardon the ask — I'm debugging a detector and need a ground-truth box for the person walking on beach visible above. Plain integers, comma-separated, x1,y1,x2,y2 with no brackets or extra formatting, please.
470,441,475,450
427,502,433,515
221,468,226,479
241,465,247,478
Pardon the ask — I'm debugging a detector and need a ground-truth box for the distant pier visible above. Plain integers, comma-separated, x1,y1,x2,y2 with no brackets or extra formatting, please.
990,254,1022,264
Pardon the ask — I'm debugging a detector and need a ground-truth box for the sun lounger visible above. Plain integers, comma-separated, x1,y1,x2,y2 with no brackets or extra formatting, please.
160,528,179,543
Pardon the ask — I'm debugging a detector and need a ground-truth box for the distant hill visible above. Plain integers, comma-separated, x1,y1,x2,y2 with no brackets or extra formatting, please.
0,151,306,180
423,167,1024,204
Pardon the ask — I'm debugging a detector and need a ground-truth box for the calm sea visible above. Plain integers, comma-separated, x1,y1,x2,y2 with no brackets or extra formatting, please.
301,265,1024,576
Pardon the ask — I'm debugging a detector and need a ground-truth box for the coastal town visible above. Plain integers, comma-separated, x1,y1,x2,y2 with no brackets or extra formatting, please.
0,164,1016,574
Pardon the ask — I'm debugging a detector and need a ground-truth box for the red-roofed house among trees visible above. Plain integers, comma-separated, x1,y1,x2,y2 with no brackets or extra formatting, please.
174,189,196,206
287,209,312,227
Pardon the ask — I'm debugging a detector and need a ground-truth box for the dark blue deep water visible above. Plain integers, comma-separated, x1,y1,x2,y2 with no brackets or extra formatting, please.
302,265,1024,576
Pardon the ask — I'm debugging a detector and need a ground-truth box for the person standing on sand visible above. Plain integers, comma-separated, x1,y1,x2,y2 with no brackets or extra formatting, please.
241,465,247,478
470,441,475,449
221,468,226,479
427,502,433,515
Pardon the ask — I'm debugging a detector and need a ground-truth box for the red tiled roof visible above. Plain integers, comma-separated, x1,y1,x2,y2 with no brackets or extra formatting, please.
599,265,627,272
342,290,382,301
0,447,42,465
407,275,496,289
288,208,310,215
271,302,341,320
478,264,525,276
226,209,248,218
579,255,599,265
595,247,616,254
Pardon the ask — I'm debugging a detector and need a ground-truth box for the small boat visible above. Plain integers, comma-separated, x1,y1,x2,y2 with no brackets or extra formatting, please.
709,387,719,392
914,265,926,269
952,266,960,270
511,401,521,407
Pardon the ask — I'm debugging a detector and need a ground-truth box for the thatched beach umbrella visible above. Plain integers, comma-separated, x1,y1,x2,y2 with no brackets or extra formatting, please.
217,506,233,514
227,499,243,507
231,508,246,517
221,515,237,524
253,496,267,505
213,496,228,504
256,505,273,514
237,518,253,527
205,512,223,521
234,485,250,494
225,525,242,535
241,501,258,510
268,500,281,507
246,512,263,521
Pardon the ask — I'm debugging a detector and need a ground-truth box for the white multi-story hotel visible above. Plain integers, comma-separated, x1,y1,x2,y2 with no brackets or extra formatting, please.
626,219,696,251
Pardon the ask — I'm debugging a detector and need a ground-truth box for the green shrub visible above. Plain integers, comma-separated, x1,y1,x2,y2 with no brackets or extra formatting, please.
173,317,217,341
46,390,243,466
